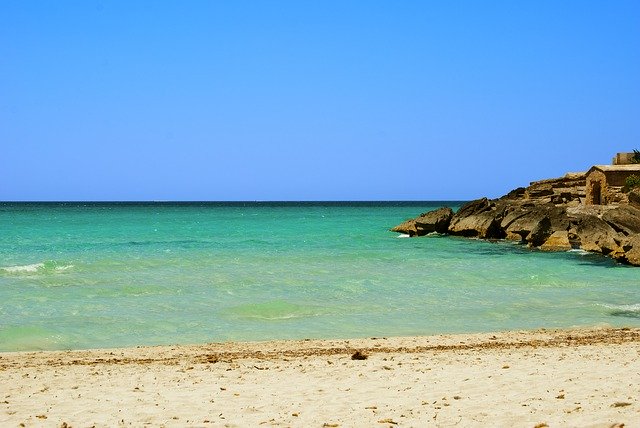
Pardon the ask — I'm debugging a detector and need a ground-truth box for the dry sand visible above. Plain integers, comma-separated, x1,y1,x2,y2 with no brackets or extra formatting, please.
1,327,639,427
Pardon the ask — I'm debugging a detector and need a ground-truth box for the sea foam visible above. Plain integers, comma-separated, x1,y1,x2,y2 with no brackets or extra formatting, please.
1,263,44,273
567,249,590,256
0,261,74,274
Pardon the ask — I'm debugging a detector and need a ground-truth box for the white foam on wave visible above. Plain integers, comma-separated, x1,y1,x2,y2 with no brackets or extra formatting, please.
396,234,411,238
601,303,640,312
1,263,45,273
0,262,74,274
567,249,590,256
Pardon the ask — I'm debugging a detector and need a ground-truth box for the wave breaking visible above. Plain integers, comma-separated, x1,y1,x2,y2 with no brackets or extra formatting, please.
0,261,74,275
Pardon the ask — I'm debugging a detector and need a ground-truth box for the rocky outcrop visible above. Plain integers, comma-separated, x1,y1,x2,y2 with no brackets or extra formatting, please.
602,205,640,235
391,174,640,266
415,207,453,234
391,218,421,236
524,172,586,205
628,188,640,208
502,203,569,245
569,213,622,256
539,231,572,251
448,198,505,238
624,235,640,266
391,207,453,236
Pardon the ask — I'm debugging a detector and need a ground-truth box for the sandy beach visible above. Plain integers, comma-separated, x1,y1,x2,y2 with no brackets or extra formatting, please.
1,327,639,427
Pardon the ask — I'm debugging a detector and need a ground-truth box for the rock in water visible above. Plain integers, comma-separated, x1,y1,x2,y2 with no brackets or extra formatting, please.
570,214,622,255
390,171,640,266
448,199,505,239
390,218,420,236
501,203,568,246
623,235,640,266
540,231,572,251
602,205,640,236
414,207,453,234
390,207,453,236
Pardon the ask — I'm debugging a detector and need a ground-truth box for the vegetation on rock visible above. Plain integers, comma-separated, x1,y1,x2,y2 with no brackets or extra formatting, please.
624,174,640,192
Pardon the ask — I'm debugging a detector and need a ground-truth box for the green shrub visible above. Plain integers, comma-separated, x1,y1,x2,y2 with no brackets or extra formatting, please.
633,149,640,164
624,174,640,191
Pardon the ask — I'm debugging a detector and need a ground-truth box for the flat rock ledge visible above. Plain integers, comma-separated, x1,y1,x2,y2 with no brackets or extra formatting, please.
392,187,640,266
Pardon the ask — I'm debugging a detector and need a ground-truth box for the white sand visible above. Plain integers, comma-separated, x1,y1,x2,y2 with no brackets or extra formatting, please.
1,327,639,427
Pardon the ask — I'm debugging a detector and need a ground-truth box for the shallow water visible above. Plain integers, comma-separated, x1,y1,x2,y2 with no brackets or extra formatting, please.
1,202,638,351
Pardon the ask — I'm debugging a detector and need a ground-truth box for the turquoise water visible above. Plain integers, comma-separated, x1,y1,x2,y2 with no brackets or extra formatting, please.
1,202,639,352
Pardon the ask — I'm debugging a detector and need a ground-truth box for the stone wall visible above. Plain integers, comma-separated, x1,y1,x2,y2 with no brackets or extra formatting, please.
612,152,635,165
586,168,640,205
605,170,637,187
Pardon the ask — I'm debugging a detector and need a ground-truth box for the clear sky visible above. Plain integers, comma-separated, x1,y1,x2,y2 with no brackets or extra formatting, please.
1,1,639,201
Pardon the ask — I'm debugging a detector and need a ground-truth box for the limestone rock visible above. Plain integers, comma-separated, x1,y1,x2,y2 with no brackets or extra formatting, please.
499,187,526,200
623,235,640,266
501,203,568,245
414,207,453,234
452,198,492,217
524,173,586,205
391,207,453,236
448,212,503,238
448,199,506,239
389,172,640,266
570,215,622,255
540,231,572,251
527,217,554,247
602,205,640,236
390,218,420,236
628,188,640,208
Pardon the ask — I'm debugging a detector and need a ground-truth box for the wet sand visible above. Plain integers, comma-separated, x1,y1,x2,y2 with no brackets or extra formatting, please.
1,327,639,427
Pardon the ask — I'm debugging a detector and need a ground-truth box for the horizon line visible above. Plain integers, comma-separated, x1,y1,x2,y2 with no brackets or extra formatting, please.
0,199,469,204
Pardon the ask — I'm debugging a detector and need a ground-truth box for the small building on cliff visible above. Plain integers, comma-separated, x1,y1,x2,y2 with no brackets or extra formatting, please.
612,152,639,165
585,164,640,205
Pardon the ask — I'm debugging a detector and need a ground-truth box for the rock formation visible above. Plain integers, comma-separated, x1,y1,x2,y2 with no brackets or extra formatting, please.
392,174,640,266
391,207,453,236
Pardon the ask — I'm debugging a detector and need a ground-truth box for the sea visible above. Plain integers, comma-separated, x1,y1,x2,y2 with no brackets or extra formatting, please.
1,202,639,352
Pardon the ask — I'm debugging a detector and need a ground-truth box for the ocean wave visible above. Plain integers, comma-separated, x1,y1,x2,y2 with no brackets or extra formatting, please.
225,300,326,321
396,234,411,238
567,249,590,256
127,239,203,247
601,303,640,319
0,261,74,275
1,263,44,273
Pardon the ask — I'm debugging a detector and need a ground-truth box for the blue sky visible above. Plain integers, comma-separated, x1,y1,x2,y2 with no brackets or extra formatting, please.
1,1,639,201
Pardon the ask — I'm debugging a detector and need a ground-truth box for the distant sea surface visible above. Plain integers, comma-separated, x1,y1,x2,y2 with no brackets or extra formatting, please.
1,202,639,352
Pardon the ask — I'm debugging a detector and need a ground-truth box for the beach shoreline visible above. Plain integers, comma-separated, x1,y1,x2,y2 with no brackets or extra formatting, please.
2,327,639,426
